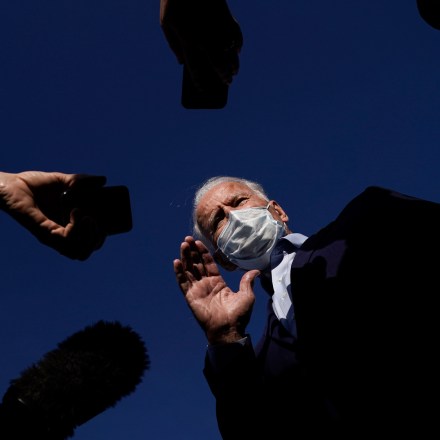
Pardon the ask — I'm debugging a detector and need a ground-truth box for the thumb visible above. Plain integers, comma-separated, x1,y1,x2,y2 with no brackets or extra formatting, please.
239,270,260,296
69,174,107,191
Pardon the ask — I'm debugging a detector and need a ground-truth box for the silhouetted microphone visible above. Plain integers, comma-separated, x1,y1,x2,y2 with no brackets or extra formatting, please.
0,320,149,440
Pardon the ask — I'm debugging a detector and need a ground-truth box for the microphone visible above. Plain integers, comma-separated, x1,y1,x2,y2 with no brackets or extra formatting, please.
0,320,149,440
417,0,440,30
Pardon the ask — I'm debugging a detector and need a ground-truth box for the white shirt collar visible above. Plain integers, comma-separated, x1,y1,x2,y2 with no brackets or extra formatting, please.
270,233,308,336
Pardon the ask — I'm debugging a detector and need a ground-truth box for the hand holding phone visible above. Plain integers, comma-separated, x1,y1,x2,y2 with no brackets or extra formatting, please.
160,0,242,109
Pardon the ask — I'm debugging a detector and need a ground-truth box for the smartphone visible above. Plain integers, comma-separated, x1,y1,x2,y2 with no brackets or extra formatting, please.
181,63,229,109
61,185,133,235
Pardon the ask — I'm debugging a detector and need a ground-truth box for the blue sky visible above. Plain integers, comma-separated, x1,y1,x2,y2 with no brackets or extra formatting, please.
1,1,440,439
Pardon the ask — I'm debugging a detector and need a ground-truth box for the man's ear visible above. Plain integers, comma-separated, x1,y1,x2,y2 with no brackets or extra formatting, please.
270,200,289,223
214,249,238,272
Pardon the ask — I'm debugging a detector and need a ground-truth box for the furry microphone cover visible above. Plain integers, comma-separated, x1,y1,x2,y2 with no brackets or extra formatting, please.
417,0,440,29
0,320,150,440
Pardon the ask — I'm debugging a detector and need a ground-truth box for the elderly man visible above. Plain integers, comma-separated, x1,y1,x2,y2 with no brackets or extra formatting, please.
174,176,440,438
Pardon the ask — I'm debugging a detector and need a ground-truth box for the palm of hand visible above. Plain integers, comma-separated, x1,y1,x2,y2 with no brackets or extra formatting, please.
174,236,258,344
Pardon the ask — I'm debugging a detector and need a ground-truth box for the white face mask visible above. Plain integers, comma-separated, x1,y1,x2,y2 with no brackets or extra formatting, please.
216,203,285,270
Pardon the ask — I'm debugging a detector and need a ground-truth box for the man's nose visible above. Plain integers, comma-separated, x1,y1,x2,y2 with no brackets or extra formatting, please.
223,206,234,217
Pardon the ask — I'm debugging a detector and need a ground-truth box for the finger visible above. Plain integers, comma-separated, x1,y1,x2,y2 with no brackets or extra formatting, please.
39,172,107,192
189,241,203,264
239,270,260,298
195,241,221,277
180,239,205,280
180,237,209,280
69,174,107,191
57,211,106,260
183,236,206,265
183,45,240,94
41,229,93,261
182,47,213,92
209,22,243,84
180,240,196,270
173,259,192,295
212,48,240,85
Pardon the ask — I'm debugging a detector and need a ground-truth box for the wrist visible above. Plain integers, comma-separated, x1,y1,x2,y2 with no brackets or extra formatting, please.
207,328,246,345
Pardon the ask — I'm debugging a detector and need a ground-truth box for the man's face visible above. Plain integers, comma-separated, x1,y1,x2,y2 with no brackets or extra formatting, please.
196,181,272,247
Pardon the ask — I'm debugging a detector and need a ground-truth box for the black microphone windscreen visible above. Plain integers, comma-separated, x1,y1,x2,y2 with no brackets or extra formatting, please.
417,0,440,30
0,320,149,440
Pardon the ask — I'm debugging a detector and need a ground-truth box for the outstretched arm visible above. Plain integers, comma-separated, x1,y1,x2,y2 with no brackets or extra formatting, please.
174,236,259,345
0,171,107,261
175,237,277,438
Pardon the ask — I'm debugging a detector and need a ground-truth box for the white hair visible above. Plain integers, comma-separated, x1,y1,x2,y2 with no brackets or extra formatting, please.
192,176,269,250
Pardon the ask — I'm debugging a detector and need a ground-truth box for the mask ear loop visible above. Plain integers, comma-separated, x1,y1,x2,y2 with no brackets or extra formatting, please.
266,201,288,234
213,246,224,261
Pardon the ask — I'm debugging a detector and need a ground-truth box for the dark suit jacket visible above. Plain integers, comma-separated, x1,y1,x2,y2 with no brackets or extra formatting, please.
204,301,335,439
292,186,440,436
204,186,440,438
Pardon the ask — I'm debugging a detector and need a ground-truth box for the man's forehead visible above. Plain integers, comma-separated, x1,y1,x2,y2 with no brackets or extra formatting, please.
196,181,251,228
199,181,251,206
